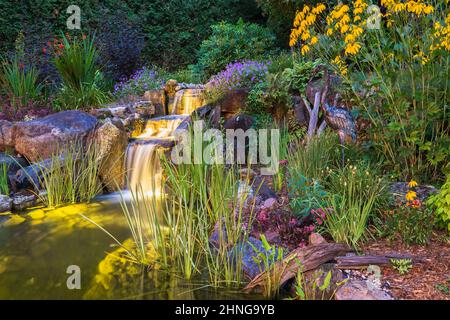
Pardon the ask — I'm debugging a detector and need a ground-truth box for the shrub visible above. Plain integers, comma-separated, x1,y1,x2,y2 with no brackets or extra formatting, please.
204,60,269,103
53,34,109,109
194,19,276,80
96,9,144,82
112,66,166,99
245,72,291,120
288,174,327,219
426,175,450,235
282,59,322,95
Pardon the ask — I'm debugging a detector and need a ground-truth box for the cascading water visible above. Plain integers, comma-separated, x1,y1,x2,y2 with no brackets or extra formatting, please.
125,87,204,196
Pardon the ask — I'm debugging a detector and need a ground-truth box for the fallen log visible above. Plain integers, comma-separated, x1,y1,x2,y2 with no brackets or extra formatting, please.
243,243,351,294
335,254,424,269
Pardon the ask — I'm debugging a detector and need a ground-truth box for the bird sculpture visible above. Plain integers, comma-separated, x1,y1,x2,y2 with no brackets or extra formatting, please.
313,65,357,166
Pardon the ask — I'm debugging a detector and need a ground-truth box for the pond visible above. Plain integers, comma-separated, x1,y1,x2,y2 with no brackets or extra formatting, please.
0,196,261,300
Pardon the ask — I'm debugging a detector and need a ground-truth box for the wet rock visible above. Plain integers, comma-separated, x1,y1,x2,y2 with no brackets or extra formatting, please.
14,110,98,162
335,279,394,300
93,119,128,192
1,214,26,227
12,193,38,211
143,89,166,116
133,100,155,118
0,195,12,213
309,233,327,245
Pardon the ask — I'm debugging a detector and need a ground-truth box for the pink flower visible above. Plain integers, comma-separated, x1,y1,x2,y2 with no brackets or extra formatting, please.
279,159,288,166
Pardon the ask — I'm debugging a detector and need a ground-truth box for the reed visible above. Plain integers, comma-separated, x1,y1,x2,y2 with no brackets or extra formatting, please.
0,162,9,195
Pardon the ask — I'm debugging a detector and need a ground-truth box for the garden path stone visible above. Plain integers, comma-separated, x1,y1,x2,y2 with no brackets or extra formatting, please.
335,279,393,300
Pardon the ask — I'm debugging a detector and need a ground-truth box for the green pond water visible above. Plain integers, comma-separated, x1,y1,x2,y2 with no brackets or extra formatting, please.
0,197,260,300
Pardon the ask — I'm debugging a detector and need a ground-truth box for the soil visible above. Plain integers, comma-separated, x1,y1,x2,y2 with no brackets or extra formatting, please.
362,232,449,300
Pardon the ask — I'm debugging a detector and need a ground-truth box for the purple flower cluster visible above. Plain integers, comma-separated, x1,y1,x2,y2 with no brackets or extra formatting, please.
205,60,269,100
113,66,165,99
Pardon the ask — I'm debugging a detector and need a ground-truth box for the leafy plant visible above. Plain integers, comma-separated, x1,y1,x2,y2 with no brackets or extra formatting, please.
288,174,327,219
390,258,413,275
292,260,347,300
245,72,291,122
426,175,450,235
53,34,109,109
249,234,286,298
113,66,166,99
1,57,43,111
282,59,322,94
194,19,276,79
435,278,450,295
382,206,434,245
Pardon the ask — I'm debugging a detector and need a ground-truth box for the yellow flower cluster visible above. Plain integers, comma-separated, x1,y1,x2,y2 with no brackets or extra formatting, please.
433,14,450,51
332,56,348,76
381,0,434,16
413,50,430,65
290,3,326,54
326,1,367,56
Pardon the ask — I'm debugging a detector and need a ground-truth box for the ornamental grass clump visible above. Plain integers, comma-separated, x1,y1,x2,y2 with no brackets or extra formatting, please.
321,163,385,249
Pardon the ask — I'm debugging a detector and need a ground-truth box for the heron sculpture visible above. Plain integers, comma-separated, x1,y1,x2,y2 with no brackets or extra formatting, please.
313,65,357,166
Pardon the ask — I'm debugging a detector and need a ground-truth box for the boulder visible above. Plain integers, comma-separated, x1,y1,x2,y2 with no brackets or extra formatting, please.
309,233,327,245
219,89,249,119
335,279,393,300
0,195,12,213
93,119,128,192
143,89,166,116
14,110,98,162
0,153,28,175
0,120,15,147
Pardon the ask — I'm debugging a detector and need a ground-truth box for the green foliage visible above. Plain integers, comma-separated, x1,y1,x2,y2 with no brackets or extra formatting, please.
292,260,347,300
282,59,322,94
54,34,109,109
249,234,286,298
322,163,385,249
0,162,9,195
245,72,291,119
0,1,264,71
1,57,44,110
288,174,327,219
22,141,102,208
381,206,434,245
426,175,450,234
435,279,450,295
390,258,413,275
194,19,276,79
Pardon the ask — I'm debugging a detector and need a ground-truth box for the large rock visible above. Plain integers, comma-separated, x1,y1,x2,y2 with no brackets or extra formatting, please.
219,89,249,119
14,110,98,162
143,89,166,116
223,114,254,131
94,119,128,192
0,120,14,147
335,279,393,300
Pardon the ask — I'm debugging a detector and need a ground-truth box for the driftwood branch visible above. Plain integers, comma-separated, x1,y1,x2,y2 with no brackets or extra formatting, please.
305,92,322,139
335,254,424,269
243,243,351,293
317,119,327,136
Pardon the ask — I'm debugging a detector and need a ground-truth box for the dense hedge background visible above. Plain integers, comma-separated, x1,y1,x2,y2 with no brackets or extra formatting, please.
0,0,265,70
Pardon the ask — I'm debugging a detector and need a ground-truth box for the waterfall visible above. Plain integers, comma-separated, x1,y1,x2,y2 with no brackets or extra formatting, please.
126,115,187,196
171,89,204,115
125,87,204,197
